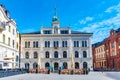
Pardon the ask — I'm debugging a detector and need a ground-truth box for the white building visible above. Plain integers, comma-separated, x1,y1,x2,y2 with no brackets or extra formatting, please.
0,5,19,69
20,9,93,71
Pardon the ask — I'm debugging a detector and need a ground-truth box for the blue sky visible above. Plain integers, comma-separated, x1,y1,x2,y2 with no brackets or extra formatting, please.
1,0,120,43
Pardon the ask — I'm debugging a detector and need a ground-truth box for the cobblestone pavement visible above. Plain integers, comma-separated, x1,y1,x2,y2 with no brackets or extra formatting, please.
0,72,115,80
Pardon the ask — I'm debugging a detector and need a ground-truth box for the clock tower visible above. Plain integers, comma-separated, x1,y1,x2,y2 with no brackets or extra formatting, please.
52,7,60,34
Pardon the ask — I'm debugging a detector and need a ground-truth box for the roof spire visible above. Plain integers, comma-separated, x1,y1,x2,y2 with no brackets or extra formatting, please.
54,6,57,16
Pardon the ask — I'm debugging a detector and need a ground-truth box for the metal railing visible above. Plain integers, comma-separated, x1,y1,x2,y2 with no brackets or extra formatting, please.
0,68,27,78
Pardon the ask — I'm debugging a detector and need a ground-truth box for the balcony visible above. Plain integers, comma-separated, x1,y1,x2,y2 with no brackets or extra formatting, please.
0,21,5,32
4,57,14,60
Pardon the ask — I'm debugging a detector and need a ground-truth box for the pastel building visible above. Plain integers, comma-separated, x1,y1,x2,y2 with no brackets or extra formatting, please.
0,5,19,69
20,10,93,71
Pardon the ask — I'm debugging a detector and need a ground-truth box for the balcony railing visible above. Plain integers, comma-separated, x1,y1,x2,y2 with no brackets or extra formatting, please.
0,21,5,31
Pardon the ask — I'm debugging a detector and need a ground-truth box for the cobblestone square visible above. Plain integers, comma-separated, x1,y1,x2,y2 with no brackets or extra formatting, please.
0,72,118,80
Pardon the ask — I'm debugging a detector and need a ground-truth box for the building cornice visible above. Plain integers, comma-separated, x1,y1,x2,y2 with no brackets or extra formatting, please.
21,33,92,38
0,6,16,27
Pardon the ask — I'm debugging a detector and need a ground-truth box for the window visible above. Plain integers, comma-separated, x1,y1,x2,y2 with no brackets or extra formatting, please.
74,41,79,47
83,51,87,58
13,29,15,35
12,40,14,48
12,53,14,56
43,30,52,34
54,51,58,58
16,42,19,49
33,41,38,48
54,41,59,47
25,52,29,59
75,62,79,69
45,41,50,47
63,62,68,69
75,51,79,58
3,63,9,67
62,41,67,47
45,51,49,58
25,41,30,48
16,55,19,62
54,26,58,34
45,62,50,68
25,63,29,69
8,37,10,46
33,63,38,69
111,43,115,48
3,34,5,44
119,40,120,46
60,30,69,34
82,41,87,47
34,52,38,59
63,51,67,58
8,26,11,32
83,62,88,69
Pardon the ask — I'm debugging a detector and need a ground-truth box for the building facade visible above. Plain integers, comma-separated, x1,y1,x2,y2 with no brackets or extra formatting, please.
93,28,120,70
20,12,93,71
0,5,20,69
92,42,107,70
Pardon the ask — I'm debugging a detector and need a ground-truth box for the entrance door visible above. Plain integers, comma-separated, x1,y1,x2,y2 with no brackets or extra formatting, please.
25,63,30,69
54,62,59,70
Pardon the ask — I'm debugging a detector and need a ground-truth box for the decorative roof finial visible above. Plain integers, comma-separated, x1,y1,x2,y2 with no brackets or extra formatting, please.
54,6,57,16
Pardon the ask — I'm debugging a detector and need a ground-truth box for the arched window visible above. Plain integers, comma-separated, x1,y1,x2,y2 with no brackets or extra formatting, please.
45,62,50,68
83,62,88,69
54,51,58,58
34,52,38,59
25,63,29,69
63,51,67,58
33,62,38,69
83,51,87,58
25,52,29,59
63,62,68,69
75,51,79,58
75,62,79,69
46,51,49,58
16,55,19,62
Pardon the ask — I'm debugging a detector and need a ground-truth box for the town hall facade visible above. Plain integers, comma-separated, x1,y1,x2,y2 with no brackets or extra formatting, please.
20,11,93,71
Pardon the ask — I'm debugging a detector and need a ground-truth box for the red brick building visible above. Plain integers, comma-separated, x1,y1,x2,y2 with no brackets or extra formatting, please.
93,28,120,70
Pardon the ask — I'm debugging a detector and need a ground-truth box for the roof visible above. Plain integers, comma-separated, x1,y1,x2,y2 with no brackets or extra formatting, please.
92,40,104,47
21,30,92,35
71,31,92,34
115,28,120,34
21,31,41,34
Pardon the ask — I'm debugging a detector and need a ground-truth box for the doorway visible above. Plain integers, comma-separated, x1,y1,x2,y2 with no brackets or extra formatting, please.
54,62,59,70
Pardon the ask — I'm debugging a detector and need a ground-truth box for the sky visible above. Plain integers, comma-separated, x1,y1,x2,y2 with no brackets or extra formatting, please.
0,0,120,44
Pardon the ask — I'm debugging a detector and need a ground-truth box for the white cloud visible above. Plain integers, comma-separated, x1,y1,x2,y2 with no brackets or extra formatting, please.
79,16,93,24
80,3,120,44
105,3,120,13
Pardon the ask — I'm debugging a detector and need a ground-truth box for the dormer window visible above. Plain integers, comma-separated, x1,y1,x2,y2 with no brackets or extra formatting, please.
61,30,69,34
43,30,52,34
54,26,58,34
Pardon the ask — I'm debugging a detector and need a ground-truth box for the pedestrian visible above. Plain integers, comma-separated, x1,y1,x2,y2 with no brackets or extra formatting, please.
58,67,61,75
